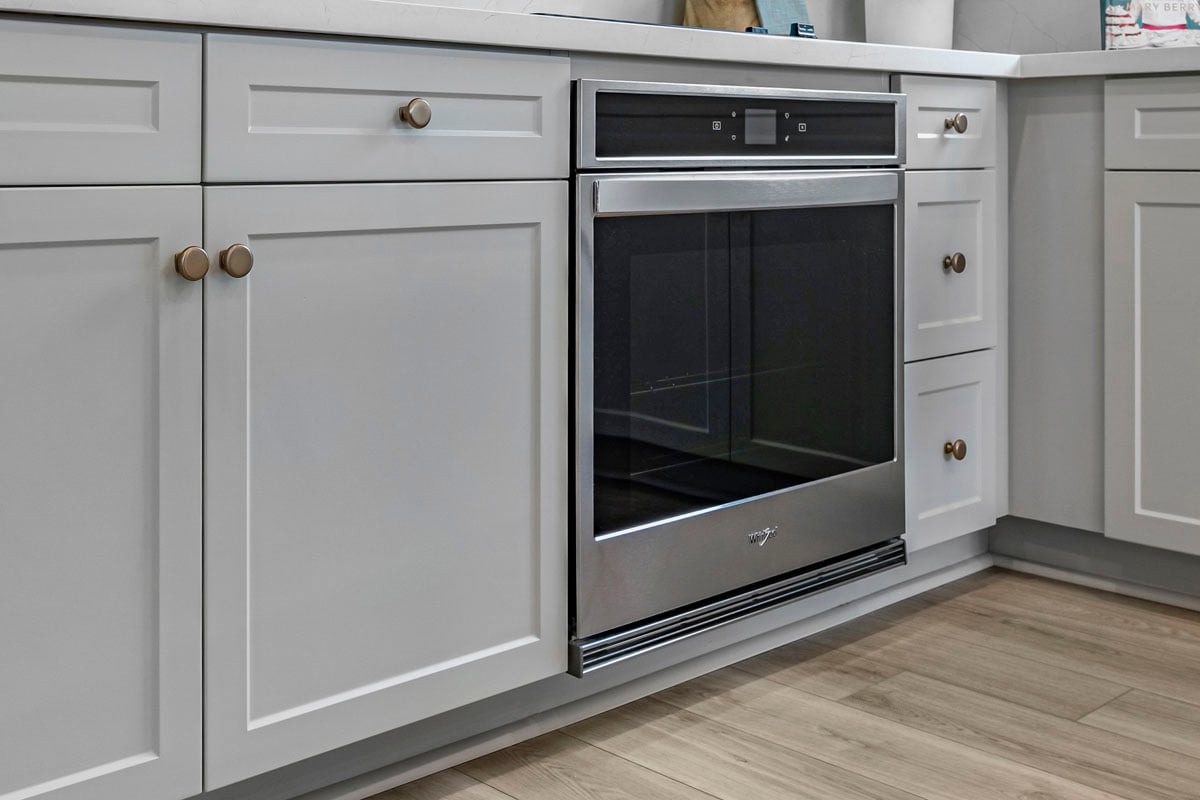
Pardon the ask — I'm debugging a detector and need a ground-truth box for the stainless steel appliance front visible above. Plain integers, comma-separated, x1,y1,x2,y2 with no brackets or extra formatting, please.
572,80,906,673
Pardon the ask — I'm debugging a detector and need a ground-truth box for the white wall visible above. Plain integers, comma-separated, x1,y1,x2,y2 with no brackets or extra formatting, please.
955,0,1099,54
399,0,1098,53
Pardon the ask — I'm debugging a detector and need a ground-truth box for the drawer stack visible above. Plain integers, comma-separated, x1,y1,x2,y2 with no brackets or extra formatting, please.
893,75,1000,551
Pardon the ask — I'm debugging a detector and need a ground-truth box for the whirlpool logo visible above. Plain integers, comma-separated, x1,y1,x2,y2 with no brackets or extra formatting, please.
748,526,780,547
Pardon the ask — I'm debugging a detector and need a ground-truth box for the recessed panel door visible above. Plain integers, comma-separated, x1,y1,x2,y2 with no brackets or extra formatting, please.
0,187,202,800
1105,171,1200,556
204,181,568,787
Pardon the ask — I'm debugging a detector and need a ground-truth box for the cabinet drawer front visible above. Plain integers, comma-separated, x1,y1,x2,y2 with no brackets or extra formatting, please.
203,181,568,787
1106,76,1200,171
0,187,202,800
205,34,569,182
905,350,997,551
894,75,996,170
0,19,200,185
904,170,998,362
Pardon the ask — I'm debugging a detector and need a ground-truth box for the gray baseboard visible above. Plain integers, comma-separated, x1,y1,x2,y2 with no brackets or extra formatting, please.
991,516,1200,601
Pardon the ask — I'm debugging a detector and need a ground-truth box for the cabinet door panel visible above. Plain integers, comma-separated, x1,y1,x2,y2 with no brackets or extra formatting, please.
893,75,997,170
904,170,997,361
204,182,568,788
0,19,201,185
205,34,568,182
1105,172,1200,556
0,187,202,800
905,350,997,551
1106,76,1200,171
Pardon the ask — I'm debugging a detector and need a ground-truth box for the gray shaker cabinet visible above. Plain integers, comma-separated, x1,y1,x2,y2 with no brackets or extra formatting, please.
201,181,570,787
0,187,204,800
1104,171,1200,557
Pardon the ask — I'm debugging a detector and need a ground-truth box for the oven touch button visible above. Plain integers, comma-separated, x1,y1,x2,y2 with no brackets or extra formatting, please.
748,526,779,547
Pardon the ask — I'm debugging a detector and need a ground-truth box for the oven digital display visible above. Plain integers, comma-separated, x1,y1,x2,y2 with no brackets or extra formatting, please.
744,108,776,145
593,91,896,159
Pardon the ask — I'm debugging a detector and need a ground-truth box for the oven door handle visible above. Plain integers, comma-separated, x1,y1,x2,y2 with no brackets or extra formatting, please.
591,170,899,217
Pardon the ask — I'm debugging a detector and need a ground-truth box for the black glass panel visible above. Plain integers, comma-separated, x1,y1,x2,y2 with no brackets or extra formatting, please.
595,91,897,159
592,205,895,536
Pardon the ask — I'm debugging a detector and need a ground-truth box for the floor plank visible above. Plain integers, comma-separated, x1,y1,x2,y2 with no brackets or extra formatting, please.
655,666,1129,800
936,569,1200,628
458,732,716,800
733,638,901,701
1081,690,1200,761
932,570,1200,663
868,593,1200,706
370,570,1200,800
843,671,1200,800
567,696,921,800
374,769,515,800
808,610,1129,719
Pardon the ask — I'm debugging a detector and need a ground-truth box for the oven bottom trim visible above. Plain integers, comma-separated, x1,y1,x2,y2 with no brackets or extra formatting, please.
568,537,907,677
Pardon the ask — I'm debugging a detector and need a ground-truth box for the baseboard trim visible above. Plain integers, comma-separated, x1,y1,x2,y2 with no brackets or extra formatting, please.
992,555,1200,614
296,550,995,800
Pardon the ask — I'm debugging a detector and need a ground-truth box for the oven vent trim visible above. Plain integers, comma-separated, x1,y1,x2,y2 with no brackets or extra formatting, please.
568,537,906,676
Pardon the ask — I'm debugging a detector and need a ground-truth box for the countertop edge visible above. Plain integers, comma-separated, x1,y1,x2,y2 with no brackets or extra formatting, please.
1018,47,1200,78
0,1,1023,78
3,1,1200,79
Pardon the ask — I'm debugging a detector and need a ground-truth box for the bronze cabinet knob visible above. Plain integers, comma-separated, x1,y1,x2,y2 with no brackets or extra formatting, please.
174,245,209,282
220,243,254,278
944,439,968,461
399,97,432,129
945,113,969,134
943,252,967,273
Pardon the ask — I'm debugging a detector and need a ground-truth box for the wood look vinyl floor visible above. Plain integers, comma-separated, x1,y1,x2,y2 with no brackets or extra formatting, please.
373,569,1200,800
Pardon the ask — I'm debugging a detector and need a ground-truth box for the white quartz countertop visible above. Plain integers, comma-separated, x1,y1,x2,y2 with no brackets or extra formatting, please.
1,0,1199,80
1020,47,1200,78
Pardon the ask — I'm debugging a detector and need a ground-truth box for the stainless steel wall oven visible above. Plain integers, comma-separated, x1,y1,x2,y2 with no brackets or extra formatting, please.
571,80,907,675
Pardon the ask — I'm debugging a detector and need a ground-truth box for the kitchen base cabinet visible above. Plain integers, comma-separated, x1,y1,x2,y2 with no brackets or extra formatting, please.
203,181,569,787
904,350,997,552
1105,171,1200,557
0,187,203,800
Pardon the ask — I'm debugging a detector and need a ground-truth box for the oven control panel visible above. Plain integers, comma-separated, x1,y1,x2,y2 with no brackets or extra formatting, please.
578,81,904,168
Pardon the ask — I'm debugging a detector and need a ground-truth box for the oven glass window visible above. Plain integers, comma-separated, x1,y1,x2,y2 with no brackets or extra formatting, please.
591,204,895,536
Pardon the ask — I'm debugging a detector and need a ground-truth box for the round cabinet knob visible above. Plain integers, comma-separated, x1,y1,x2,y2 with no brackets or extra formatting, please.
174,246,210,282
220,243,254,278
944,439,968,461
399,97,432,129
943,252,967,274
944,113,969,134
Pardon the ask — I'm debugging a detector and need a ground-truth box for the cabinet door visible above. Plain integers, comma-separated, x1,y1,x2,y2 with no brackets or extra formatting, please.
904,170,998,362
905,350,997,551
204,182,568,788
0,188,202,800
1105,172,1200,556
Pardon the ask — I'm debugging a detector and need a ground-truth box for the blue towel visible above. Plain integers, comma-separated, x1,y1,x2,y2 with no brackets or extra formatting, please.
755,0,811,35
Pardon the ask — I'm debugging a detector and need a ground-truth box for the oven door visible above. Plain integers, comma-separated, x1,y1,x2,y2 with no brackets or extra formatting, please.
575,169,904,639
